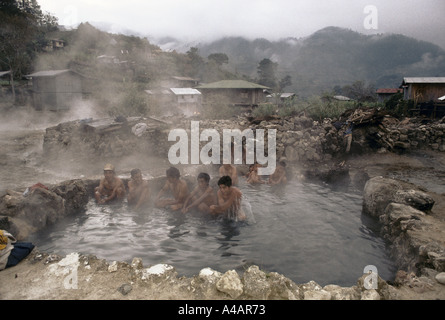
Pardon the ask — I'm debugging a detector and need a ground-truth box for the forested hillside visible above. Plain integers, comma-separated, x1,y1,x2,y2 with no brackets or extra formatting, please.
197,26,445,97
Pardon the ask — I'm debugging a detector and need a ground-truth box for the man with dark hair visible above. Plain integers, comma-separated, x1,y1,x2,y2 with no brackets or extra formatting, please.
155,167,189,211
210,176,245,221
182,172,217,214
127,168,150,210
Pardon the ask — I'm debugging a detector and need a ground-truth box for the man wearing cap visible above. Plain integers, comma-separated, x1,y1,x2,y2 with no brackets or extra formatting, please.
94,163,126,205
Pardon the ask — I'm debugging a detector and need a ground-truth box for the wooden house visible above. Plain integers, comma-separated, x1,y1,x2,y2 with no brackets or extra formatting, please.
400,77,445,103
196,80,270,106
26,69,85,111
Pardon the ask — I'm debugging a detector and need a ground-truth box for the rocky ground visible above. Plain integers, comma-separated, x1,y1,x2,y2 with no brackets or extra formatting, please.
1,108,445,300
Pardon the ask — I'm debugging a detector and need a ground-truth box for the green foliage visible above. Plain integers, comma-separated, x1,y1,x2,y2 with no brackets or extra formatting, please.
208,53,228,66
107,83,149,117
200,102,238,120
252,103,276,118
383,93,414,117
257,58,277,88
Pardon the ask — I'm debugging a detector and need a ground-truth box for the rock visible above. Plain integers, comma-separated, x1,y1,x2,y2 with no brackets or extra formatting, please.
108,261,118,273
393,189,435,212
303,289,331,300
363,176,434,218
361,289,381,300
242,266,271,299
141,264,176,282
435,272,445,285
117,283,133,295
198,267,222,283
216,270,243,299
266,272,300,300
323,284,360,300
131,257,144,270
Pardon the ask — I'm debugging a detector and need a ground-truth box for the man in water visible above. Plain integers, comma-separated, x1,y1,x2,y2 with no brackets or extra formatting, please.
219,163,238,185
181,172,217,214
246,163,265,184
210,176,245,221
127,168,150,210
155,166,189,211
268,159,288,185
94,163,126,205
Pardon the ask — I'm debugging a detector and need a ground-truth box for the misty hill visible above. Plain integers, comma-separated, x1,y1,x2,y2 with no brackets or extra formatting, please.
195,27,445,97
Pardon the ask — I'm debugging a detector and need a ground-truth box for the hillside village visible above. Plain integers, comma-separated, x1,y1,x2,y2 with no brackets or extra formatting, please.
1,17,445,121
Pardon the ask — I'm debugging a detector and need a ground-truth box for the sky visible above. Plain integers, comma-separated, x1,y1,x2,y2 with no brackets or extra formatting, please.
37,0,445,48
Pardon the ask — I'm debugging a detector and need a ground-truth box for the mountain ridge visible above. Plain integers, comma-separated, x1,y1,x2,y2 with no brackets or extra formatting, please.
85,22,445,97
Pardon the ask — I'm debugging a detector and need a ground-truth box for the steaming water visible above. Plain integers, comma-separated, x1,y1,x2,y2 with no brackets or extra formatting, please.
29,179,397,287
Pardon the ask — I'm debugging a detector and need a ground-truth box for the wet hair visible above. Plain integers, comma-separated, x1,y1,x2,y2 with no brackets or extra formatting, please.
131,168,141,177
166,166,180,178
218,175,232,187
197,172,210,183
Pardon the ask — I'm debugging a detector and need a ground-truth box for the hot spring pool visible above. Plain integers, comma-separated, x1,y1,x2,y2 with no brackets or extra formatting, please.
29,178,397,287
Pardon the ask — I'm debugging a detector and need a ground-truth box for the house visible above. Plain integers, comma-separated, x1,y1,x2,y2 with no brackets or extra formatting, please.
400,77,445,103
145,87,202,117
0,70,11,83
266,92,296,105
26,69,85,111
44,39,65,52
170,88,202,116
376,88,403,102
196,80,270,106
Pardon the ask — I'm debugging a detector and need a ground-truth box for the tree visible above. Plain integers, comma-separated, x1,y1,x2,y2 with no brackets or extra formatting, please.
341,80,377,102
207,53,228,66
278,75,292,92
0,0,58,103
257,58,277,88
185,47,204,78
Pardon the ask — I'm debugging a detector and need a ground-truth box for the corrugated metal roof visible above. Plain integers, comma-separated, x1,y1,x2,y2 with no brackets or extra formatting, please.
26,69,73,77
170,88,201,95
196,80,270,90
333,95,352,101
402,77,445,84
171,76,199,81
266,93,296,98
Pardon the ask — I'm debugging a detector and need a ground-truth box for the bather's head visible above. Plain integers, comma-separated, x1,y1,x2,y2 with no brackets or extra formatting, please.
218,175,232,196
166,166,180,183
197,172,210,189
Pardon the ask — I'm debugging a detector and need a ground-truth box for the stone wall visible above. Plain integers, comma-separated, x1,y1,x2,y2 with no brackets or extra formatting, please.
43,116,172,161
363,176,445,274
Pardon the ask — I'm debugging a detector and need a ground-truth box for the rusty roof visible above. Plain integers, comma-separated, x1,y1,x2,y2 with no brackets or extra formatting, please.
376,88,402,94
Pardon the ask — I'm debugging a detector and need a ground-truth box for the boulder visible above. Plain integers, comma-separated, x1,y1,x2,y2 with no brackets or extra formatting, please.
363,177,434,218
